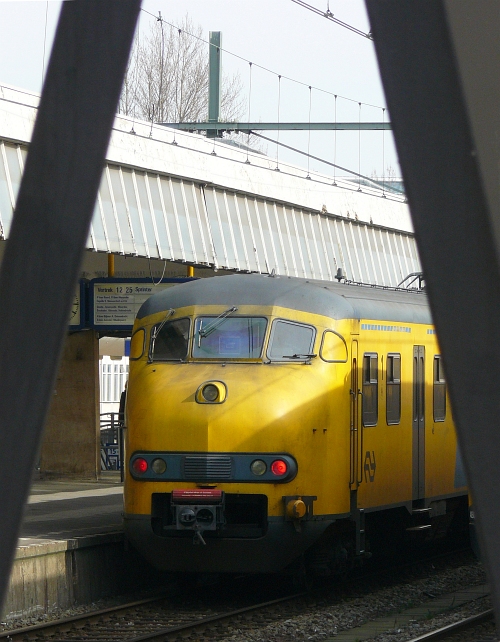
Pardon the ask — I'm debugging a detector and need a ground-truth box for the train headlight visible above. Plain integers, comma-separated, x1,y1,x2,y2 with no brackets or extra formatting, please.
151,458,167,474
132,457,148,475
250,459,267,476
202,384,219,402
195,381,227,404
271,459,288,476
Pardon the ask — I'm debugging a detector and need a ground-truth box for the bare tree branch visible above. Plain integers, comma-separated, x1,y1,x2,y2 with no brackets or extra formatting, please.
120,15,245,125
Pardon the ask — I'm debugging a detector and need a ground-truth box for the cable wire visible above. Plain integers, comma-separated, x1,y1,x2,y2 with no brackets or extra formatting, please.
358,102,361,191
290,0,372,40
307,86,312,179
246,62,252,164
140,8,384,110
250,131,395,192
41,1,49,87
276,76,281,171
333,94,337,186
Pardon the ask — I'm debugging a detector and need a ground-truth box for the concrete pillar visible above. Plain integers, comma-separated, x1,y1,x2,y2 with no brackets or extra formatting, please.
40,331,100,478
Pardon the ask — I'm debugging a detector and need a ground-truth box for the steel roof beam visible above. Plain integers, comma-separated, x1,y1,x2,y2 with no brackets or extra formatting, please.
0,0,140,612
160,121,392,132
366,0,500,624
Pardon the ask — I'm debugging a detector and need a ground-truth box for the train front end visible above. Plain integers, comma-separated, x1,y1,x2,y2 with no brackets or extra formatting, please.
123,276,350,573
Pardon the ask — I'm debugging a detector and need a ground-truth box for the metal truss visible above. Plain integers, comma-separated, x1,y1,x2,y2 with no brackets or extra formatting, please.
366,0,500,625
0,0,140,612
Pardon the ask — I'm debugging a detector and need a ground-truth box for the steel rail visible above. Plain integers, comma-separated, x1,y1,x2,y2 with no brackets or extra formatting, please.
407,609,494,641
0,593,171,641
0,546,473,641
126,592,307,642
0,592,305,642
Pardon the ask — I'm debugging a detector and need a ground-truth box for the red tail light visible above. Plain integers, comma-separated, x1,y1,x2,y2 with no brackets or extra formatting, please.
132,457,148,475
271,459,288,476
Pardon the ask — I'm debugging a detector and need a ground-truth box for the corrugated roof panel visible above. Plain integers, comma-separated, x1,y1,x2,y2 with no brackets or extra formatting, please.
111,167,136,255
246,197,267,273
0,143,13,238
0,136,422,288
221,190,240,270
235,194,258,272
121,167,145,256
100,167,122,253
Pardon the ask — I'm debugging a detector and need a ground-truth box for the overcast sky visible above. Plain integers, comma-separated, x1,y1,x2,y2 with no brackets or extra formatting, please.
0,0,400,181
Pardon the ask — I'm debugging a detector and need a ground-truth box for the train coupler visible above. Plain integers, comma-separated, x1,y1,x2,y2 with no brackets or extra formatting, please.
171,489,225,541
193,527,207,546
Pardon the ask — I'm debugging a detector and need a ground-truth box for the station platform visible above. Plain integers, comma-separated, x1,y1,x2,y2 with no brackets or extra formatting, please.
21,472,124,540
3,475,162,622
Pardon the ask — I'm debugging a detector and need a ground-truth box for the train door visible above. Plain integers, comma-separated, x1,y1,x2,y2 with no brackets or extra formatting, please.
350,339,366,555
412,345,425,499
350,340,361,489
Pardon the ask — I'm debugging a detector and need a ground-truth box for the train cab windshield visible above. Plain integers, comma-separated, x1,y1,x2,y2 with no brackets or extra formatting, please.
193,317,267,360
267,319,316,361
150,318,190,361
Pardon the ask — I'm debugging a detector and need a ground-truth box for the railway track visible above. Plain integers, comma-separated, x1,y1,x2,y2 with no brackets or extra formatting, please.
0,591,306,641
0,546,484,642
407,609,495,642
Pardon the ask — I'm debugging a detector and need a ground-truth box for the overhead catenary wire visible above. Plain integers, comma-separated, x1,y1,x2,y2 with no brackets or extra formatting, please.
136,8,395,190
290,0,373,40
250,131,395,193
41,1,49,87
333,94,337,186
245,62,252,164
140,8,384,111
276,76,282,170
306,86,312,179
358,102,361,191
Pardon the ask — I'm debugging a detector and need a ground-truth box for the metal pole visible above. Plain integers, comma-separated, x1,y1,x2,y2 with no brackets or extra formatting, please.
207,31,222,138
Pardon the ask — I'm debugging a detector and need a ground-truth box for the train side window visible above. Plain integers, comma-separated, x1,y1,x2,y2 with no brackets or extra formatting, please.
150,318,190,361
130,328,146,360
267,319,316,361
362,353,378,426
386,353,401,425
433,355,446,421
320,330,348,362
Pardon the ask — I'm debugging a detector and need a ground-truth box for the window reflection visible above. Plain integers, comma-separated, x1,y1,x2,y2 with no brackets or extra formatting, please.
193,317,267,360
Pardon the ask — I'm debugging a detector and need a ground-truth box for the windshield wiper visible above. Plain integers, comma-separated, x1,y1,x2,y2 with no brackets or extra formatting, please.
149,308,175,361
282,353,317,359
197,306,238,346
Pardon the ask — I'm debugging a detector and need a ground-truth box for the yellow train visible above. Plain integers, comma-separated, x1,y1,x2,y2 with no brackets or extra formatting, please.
123,274,467,575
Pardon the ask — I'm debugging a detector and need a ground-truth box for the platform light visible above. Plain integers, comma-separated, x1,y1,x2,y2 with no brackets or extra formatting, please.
132,457,148,475
271,459,288,476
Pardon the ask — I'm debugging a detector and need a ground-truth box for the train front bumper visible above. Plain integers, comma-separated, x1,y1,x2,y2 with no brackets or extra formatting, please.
123,513,333,573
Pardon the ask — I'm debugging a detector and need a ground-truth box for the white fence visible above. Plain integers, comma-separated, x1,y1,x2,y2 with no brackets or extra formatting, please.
99,356,128,415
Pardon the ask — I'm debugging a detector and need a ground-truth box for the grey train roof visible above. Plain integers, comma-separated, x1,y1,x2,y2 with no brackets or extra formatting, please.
137,274,432,325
